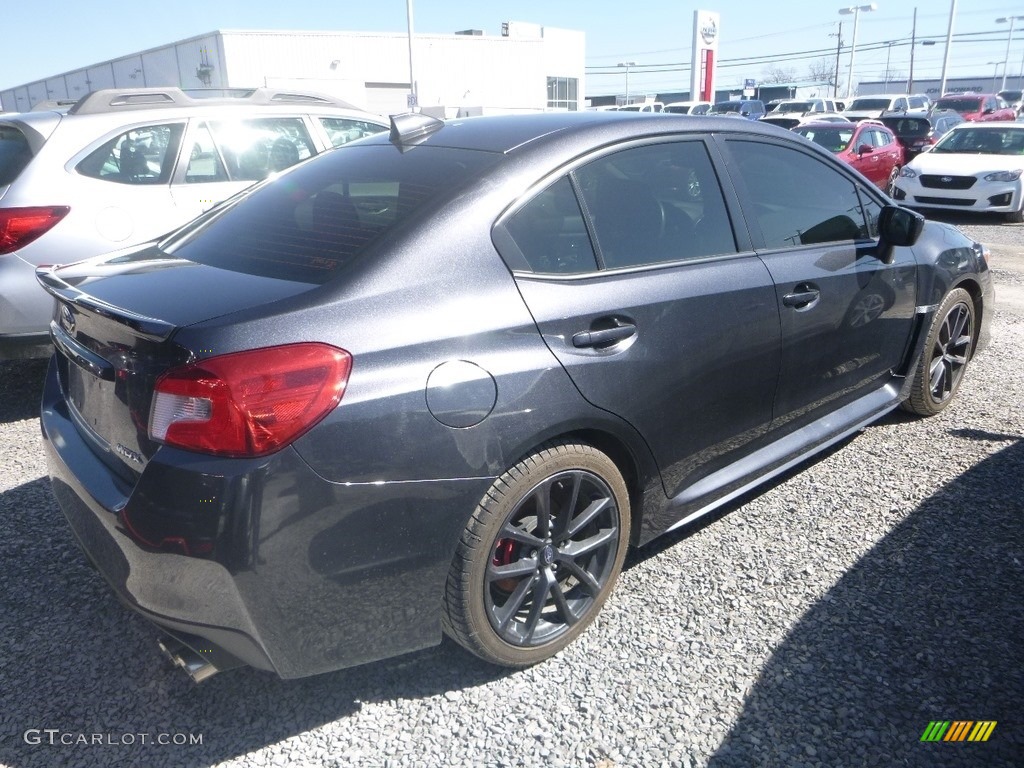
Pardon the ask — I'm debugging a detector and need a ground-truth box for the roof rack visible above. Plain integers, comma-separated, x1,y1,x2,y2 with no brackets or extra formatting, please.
67,86,361,115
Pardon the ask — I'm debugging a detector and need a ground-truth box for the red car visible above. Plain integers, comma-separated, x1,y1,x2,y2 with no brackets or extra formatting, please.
931,93,1017,122
793,120,905,193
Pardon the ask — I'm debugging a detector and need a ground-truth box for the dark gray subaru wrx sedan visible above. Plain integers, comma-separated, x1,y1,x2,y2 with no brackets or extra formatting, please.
38,111,993,681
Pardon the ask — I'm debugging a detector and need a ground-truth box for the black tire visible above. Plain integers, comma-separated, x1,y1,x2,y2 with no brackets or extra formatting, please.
901,287,975,416
886,165,900,196
442,441,630,667
1006,206,1024,224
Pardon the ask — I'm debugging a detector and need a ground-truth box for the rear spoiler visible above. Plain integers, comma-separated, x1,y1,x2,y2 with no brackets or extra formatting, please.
36,265,176,341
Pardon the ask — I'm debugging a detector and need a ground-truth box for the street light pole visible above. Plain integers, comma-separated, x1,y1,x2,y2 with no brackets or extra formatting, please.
988,61,1004,93
618,61,636,105
838,4,877,100
884,41,895,85
997,16,1024,92
938,0,957,98
406,0,417,108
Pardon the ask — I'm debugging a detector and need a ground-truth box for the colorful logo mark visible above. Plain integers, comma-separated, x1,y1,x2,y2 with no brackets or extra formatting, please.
920,721,997,743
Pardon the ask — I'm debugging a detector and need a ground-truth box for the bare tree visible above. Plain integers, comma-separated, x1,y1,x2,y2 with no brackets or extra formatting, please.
807,57,837,90
761,65,797,84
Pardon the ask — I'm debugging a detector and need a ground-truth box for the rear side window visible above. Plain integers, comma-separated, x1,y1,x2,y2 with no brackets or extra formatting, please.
0,126,32,185
202,117,316,182
319,117,387,147
506,176,597,274
77,124,184,184
726,140,875,249
163,144,499,284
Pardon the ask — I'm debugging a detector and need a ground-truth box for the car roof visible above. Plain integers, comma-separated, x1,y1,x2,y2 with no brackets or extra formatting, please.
358,111,789,155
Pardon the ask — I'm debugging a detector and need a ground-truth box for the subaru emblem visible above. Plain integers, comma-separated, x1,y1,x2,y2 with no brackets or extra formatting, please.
940,176,953,183
60,304,75,333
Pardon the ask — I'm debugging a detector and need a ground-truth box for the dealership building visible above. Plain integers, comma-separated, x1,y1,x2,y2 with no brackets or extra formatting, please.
0,23,584,116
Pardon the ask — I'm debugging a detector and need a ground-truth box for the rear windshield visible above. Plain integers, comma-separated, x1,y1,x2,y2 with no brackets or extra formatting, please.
881,117,930,137
794,126,854,153
710,102,741,113
162,144,499,284
0,126,32,185
847,98,890,111
934,97,983,113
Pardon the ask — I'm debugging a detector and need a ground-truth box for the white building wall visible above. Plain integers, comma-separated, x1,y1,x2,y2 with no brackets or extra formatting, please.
1,26,584,115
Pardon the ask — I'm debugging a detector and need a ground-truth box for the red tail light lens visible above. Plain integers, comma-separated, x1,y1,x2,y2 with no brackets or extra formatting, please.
150,343,351,457
0,206,70,254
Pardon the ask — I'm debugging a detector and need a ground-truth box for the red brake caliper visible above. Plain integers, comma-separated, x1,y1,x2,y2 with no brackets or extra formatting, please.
492,538,518,592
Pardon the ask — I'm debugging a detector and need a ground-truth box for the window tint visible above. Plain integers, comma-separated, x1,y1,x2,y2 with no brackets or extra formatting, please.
573,141,736,268
505,176,597,274
319,117,387,147
163,145,499,284
0,126,32,185
77,124,184,185
205,117,315,182
726,140,873,249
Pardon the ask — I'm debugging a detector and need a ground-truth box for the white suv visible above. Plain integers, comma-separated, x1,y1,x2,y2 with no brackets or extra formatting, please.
0,87,387,359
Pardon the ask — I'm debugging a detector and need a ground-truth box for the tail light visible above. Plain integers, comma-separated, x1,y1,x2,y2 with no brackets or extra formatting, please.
150,343,351,457
0,206,70,254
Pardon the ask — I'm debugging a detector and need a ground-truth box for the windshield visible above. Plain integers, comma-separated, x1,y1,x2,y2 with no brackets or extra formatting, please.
848,98,891,111
794,127,855,153
932,127,1024,155
162,144,500,284
709,102,742,114
933,97,983,113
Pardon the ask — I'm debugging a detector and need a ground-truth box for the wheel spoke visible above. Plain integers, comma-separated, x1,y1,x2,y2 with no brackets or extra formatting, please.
549,580,578,626
558,557,602,597
523,570,555,640
533,479,554,538
487,556,538,582
498,522,544,549
929,355,947,393
553,472,583,539
563,526,617,559
563,496,611,540
493,574,535,631
949,307,969,342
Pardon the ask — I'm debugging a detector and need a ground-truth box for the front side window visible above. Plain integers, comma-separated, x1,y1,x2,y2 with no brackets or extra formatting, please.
726,139,874,249
77,124,184,185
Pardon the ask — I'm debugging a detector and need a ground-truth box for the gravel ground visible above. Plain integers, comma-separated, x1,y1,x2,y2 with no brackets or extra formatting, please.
0,220,1021,768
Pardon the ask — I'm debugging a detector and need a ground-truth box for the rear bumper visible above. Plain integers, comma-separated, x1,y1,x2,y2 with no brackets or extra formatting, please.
41,358,492,678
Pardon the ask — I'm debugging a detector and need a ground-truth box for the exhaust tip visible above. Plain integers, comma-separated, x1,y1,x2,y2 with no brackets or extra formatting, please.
158,636,220,683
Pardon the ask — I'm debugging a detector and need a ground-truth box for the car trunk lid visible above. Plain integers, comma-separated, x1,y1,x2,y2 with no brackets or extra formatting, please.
37,245,321,481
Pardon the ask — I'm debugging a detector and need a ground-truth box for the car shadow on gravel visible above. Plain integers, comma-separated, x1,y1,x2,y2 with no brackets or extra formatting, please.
0,476,514,768
704,435,1024,767
0,359,49,424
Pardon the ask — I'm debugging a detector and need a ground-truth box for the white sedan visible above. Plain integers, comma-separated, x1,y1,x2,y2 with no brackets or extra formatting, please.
893,123,1024,223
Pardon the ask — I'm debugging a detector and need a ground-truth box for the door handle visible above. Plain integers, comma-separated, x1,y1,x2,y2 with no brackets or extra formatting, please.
782,288,820,309
572,323,637,348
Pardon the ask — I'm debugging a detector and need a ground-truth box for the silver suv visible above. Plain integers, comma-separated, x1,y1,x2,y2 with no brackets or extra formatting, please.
0,87,387,358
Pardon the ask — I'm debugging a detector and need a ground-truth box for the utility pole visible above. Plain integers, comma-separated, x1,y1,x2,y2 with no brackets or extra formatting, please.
939,0,958,97
830,22,844,97
908,7,917,93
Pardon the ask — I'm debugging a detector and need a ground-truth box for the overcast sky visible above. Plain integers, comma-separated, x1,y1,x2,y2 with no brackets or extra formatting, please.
4,1,1022,96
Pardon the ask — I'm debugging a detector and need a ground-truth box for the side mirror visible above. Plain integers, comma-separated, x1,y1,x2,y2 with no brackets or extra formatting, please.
878,205,925,262
857,143,874,155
